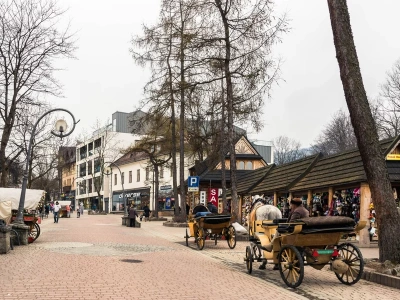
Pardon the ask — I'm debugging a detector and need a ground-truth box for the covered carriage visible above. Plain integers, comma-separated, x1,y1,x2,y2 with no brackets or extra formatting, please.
185,204,236,250
0,188,45,243
245,215,366,288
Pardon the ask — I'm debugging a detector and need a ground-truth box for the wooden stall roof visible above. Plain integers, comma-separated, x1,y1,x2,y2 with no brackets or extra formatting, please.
200,169,250,183
236,164,275,195
290,136,400,192
251,153,322,195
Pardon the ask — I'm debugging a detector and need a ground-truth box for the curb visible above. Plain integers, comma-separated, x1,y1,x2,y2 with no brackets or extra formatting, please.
362,268,400,289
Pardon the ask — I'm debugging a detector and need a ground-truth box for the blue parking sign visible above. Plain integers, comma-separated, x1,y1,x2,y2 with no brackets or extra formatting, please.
188,176,200,192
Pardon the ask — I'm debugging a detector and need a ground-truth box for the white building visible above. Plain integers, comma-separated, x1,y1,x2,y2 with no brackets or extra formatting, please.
107,151,194,215
75,124,141,212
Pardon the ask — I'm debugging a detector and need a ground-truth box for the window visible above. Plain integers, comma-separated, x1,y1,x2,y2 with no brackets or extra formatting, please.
88,178,93,193
137,169,140,182
94,138,101,150
114,173,117,185
88,161,92,175
238,161,245,170
79,163,86,177
94,158,101,173
146,167,149,181
170,167,173,177
88,142,93,156
129,171,132,183
160,166,164,179
94,177,101,192
246,161,253,170
121,172,124,185
79,145,87,160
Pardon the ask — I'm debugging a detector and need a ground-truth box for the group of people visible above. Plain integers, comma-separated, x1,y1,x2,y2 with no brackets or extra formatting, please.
128,204,151,227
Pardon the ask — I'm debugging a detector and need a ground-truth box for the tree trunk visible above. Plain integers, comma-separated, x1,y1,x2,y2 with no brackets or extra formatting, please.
327,0,400,262
153,164,160,219
216,1,239,219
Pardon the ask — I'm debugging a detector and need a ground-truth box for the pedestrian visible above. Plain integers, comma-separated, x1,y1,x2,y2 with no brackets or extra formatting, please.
207,201,218,214
66,204,71,218
128,205,138,227
44,204,50,218
80,202,84,215
143,204,151,222
53,201,61,223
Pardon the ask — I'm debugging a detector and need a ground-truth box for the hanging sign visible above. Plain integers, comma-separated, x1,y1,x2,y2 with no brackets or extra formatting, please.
208,188,218,206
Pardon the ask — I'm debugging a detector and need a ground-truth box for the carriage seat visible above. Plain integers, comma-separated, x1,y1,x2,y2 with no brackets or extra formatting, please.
293,216,356,234
272,218,288,224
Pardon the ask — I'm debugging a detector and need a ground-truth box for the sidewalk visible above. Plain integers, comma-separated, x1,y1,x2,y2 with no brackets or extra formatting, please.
1,214,398,300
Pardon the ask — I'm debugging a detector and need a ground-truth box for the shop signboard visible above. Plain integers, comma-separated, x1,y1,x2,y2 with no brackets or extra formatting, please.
386,154,400,160
208,188,218,206
199,191,206,205
165,197,171,209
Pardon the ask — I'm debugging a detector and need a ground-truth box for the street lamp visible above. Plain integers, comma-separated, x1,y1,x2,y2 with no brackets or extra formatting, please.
102,162,126,217
13,108,78,224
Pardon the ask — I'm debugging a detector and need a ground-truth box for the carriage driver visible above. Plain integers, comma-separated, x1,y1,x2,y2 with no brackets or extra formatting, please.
263,197,309,252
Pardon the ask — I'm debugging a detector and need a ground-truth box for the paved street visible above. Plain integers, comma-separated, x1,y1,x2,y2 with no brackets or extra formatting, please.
1,213,398,300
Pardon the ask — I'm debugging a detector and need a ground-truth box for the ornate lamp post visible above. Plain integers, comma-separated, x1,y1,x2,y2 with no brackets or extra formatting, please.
103,162,126,217
14,108,78,224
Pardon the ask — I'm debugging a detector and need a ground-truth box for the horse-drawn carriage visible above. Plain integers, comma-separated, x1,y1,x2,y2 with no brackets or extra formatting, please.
185,204,236,250
0,188,45,243
245,215,366,288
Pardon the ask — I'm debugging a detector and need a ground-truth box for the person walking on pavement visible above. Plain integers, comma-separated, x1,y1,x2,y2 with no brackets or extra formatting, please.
53,201,61,223
66,204,71,218
80,202,84,215
143,204,151,222
128,205,138,227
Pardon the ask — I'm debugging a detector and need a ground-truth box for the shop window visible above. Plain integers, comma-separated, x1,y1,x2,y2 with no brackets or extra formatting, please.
238,161,245,170
246,161,253,170
137,169,140,182
129,171,132,183
114,173,117,185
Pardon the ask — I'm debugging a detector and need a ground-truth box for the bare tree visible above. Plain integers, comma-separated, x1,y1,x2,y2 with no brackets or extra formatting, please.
211,0,288,218
374,59,400,138
311,109,357,156
273,136,306,165
327,0,400,262
0,0,75,186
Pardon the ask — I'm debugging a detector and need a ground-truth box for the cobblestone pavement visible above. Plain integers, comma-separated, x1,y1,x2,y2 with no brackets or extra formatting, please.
0,214,397,300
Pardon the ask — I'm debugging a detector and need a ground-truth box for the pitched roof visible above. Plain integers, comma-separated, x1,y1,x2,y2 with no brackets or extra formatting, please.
114,151,149,166
236,164,275,195
190,135,267,180
290,136,400,192
251,153,322,194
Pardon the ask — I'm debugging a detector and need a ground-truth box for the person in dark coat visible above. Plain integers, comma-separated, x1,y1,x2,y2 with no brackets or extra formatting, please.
128,205,138,227
143,204,151,222
287,198,309,222
207,202,218,214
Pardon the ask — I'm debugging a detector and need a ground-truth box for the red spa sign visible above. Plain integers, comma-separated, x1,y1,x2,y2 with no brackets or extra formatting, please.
208,188,218,206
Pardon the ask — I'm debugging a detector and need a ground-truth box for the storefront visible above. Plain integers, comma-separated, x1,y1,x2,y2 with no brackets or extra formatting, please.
158,185,175,211
112,188,150,212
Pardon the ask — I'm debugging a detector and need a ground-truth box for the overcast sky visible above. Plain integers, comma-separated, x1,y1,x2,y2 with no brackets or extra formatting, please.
52,0,400,147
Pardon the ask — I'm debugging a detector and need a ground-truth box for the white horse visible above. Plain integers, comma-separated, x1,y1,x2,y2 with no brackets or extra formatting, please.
249,198,282,270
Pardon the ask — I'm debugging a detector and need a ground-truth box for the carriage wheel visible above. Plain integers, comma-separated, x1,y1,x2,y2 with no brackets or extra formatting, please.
245,246,253,274
196,227,205,250
226,225,236,249
335,243,364,285
278,245,304,288
185,229,189,247
252,244,262,260
29,223,40,241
